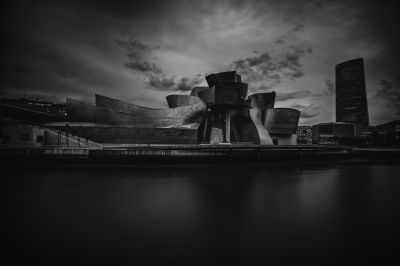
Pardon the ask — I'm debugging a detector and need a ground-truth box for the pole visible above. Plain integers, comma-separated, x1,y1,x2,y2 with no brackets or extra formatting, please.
225,111,230,143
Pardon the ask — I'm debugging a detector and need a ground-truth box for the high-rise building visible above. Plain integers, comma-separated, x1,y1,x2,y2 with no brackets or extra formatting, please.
335,58,369,126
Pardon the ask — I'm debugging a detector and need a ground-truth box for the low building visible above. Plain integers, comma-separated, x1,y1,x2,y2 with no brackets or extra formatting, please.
297,126,312,145
364,120,400,146
0,123,45,146
0,123,101,148
312,122,355,144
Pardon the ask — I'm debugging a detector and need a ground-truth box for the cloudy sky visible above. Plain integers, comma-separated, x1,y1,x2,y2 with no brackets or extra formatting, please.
1,0,399,125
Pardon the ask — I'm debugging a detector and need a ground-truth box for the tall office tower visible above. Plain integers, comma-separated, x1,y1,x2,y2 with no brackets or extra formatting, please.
335,58,369,127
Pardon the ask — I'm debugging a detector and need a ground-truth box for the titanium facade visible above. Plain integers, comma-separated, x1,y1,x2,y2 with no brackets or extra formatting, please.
2,71,302,145
335,58,369,126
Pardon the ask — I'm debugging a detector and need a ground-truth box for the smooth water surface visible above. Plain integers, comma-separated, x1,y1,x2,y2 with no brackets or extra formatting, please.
3,163,400,264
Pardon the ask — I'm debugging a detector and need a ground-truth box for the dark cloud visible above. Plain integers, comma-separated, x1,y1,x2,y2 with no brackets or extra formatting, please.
175,75,204,92
375,77,400,115
324,79,335,95
276,90,312,101
300,104,321,118
124,61,162,74
80,0,173,20
1,0,136,100
2,64,37,75
252,84,311,101
291,103,307,109
292,23,305,32
116,38,162,74
147,74,176,91
311,78,335,97
230,46,312,85
146,75,204,92
306,0,323,9
116,36,203,92
314,1,323,9
1,0,400,124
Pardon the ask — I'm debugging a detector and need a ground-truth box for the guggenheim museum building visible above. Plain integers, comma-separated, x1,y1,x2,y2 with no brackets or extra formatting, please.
1,71,301,146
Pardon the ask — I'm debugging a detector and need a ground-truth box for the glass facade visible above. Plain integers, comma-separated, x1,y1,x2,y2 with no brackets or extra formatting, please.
335,58,369,126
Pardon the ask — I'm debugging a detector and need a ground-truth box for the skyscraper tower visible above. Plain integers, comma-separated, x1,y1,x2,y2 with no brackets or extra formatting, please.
335,58,369,127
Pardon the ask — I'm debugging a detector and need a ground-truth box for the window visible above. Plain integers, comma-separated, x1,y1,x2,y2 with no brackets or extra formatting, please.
36,135,44,143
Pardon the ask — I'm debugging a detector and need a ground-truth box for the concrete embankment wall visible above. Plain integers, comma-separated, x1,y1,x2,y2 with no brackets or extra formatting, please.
1,145,399,165
45,126,200,145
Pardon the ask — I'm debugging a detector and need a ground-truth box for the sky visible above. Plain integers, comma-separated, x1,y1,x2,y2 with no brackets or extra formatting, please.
1,0,399,125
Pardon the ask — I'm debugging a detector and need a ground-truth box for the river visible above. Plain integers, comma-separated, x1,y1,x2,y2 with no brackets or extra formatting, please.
3,162,400,264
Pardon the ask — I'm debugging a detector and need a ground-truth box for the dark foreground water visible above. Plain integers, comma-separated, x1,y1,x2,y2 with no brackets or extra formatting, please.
2,162,400,264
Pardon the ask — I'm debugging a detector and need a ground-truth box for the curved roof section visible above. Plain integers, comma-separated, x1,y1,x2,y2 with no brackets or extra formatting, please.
95,94,161,112
247,92,276,109
166,94,202,108
335,58,363,69
205,71,241,87
264,108,300,134
190,86,209,97
69,95,206,128
214,81,248,105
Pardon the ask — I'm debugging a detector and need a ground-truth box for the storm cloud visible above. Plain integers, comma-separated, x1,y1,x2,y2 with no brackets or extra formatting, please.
323,79,335,96
277,90,312,101
229,46,312,86
115,38,162,74
375,77,400,115
1,0,400,122
300,104,321,118
115,36,203,92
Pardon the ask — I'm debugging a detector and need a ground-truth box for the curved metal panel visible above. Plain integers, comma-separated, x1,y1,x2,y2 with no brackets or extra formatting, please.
249,108,273,144
190,86,209,96
247,92,276,109
224,108,273,145
68,96,206,128
95,94,161,112
264,108,300,134
166,94,202,108
214,82,248,105
205,71,241,87
197,89,213,104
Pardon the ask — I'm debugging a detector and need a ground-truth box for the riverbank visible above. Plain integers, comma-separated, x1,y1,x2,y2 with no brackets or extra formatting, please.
1,144,399,165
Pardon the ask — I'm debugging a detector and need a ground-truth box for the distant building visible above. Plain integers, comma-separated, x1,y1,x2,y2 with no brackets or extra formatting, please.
0,97,66,117
0,123,101,148
369,120,400,146
375,120,400,135
297,126,312,145
0,123,45,146
336,58,369,127
312,122,355,144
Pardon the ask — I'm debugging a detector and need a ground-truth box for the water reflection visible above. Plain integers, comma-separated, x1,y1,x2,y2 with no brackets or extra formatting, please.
3,163,400,264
